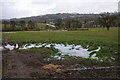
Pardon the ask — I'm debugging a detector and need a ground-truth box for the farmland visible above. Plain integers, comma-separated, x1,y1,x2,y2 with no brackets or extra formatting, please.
2,27,118,44
2,27,120,78
1,12,120,79
1,0,120,79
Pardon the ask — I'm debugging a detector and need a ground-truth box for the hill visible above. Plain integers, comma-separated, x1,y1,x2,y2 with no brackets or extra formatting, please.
9,13,100,23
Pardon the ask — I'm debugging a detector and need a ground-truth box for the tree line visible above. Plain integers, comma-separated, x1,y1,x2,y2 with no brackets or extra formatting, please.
55,12,119,30
2,20,38,31
2,12,119,31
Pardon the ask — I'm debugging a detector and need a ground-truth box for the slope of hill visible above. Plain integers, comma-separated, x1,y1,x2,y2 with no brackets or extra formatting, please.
9,13,100,23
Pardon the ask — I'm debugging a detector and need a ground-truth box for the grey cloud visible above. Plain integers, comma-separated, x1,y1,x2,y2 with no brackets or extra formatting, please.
0,0,119,19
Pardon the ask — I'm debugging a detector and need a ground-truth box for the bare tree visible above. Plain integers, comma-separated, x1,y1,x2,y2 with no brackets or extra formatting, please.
99,13,116,30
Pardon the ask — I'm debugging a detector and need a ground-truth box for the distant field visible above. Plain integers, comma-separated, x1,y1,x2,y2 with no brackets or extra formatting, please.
37,23,46,29
2,27,119,44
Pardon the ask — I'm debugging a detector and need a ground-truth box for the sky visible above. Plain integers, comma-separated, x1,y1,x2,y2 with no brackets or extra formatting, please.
0,0,119,19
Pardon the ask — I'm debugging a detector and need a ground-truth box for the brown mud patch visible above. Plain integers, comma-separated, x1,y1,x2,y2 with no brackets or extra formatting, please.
2,50,120,79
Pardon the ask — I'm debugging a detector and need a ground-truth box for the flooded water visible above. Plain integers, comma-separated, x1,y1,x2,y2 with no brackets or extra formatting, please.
1,44,18,51
2,43,100,59
19,43,101,59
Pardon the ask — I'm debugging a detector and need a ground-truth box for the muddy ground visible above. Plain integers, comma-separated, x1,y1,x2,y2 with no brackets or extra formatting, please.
2,50,120,79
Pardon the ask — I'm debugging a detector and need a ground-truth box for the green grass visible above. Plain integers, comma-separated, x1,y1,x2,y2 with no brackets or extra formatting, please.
18,47,59,56
2,27,118,44
37,23,46,29
2,27,119,63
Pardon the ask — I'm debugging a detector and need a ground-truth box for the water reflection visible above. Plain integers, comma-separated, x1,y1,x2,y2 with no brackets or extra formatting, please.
3,43,100,59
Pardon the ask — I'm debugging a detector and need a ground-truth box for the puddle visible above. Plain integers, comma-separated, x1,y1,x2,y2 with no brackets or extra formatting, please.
3,44,18,50
4,44,15,50
2,43,116,62
18,43,100,59
52,44,100,59
71,66,120,71
2,43,100,59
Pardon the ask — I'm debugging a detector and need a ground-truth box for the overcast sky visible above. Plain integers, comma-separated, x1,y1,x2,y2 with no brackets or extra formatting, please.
0,0,119,19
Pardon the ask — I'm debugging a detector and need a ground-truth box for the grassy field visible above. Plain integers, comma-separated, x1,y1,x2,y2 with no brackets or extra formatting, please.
2,27,120,78
2,27,119,63
2,27,119,44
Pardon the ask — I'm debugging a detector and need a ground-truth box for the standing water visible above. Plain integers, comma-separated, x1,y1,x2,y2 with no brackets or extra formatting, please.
2,43,100,59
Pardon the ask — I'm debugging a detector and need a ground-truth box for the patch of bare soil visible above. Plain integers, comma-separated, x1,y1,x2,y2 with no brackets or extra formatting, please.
2,50,120,79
